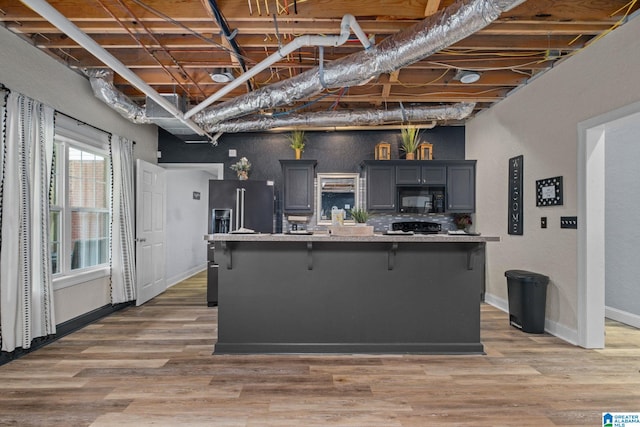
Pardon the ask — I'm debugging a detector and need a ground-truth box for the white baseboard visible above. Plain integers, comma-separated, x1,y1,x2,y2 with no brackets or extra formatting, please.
166,264,207,288
605,306,640,328
483,293,508,313
483,292,578,345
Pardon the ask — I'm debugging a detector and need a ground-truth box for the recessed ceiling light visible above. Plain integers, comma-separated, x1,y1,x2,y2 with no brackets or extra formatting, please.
209,68,235,83
456,70,481,84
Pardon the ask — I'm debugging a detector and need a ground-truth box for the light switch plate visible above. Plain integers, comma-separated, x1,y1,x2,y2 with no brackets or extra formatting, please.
560,216,577,229
541,217,547,228
228,149,237,157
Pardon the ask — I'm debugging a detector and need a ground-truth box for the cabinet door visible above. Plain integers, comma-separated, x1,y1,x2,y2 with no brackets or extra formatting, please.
367,165,396,210
447,164,475,212
421,165,446,185
395,165,421,184
281,160,316,213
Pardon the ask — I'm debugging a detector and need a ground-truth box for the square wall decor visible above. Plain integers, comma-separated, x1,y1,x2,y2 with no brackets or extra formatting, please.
536,176,563,206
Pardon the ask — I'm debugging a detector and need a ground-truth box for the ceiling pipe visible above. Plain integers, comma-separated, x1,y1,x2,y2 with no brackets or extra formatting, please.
202,103,475,133
184,13,372,120
19,0,210,138
194,0,526,127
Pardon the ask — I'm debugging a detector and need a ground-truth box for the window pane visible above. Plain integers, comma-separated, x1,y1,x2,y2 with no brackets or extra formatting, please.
69,147,108,209
70,211,109,270
50,210,61,274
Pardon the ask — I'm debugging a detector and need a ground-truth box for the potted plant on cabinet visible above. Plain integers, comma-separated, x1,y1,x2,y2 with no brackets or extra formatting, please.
400,126,421,160
287,130,306,159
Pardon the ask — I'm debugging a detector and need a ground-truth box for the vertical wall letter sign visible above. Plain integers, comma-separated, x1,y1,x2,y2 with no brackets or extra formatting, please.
508,155,523,235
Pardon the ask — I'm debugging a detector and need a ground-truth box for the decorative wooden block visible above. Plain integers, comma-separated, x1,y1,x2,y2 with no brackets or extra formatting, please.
375,142,391,160
418,142,433,160
328,225,374,236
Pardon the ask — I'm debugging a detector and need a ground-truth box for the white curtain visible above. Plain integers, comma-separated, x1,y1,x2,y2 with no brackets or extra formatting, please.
110,135,137,304
0,92,56,353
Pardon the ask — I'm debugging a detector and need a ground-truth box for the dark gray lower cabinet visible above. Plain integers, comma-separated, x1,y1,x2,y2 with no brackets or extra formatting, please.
214,239,485,354
207,242,217,306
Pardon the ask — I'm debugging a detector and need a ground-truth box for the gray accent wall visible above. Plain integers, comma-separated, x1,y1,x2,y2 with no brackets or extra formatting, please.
605,116,640,323
158,127,466,183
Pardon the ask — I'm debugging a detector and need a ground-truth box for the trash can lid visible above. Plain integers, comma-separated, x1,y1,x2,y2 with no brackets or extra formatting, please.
504,269,549,283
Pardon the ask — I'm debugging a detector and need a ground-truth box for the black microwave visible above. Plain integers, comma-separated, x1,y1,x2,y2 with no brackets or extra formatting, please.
397,187,445,214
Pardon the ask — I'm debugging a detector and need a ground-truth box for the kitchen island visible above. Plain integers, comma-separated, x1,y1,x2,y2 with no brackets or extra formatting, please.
205,233,499,355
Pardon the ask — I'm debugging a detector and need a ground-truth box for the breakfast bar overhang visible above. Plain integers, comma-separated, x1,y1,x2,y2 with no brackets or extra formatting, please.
206,233,499,355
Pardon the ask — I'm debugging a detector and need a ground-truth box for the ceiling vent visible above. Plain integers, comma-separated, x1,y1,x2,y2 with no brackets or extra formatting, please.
145,94,196,136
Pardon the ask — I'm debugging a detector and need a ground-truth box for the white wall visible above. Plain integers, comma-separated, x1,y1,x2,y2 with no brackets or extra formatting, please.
0,26,159,324
605,115,640,322
164,170,210,286
467,14,640,342
0,27,158,164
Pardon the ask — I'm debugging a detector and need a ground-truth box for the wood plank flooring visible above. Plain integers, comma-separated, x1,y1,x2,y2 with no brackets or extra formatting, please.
1,271,639,426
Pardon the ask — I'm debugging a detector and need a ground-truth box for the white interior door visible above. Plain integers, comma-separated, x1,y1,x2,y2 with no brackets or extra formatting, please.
135,159,166,306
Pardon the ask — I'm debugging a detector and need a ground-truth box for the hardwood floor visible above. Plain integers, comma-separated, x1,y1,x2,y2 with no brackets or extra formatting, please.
1,271,639,426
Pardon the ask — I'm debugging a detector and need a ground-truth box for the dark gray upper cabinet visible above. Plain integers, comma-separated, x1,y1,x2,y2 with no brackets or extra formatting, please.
396,164,447,185
365,164,396,210
421,165,447,185
364,160,475,213
395,165,422,185
280,160,317,214
446,163,476,212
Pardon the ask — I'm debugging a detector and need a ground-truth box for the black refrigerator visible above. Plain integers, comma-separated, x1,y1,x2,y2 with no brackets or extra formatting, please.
206,179,275,306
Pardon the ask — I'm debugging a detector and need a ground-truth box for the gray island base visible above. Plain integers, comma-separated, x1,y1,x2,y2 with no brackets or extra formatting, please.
207,234,499,355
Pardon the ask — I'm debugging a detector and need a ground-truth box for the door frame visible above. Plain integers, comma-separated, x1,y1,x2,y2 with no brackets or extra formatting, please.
577,100,640,348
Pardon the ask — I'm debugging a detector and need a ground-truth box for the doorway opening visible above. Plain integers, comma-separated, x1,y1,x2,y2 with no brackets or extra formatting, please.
578,100,640,348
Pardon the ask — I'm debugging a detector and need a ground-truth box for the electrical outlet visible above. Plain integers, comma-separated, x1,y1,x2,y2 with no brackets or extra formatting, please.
541,217,547,228
560,216,577,229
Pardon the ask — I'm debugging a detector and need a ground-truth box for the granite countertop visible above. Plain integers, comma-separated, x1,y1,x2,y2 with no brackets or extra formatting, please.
204,233,500,243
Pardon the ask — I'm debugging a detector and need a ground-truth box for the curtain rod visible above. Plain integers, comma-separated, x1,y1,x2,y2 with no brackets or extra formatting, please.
55,111,135,145
0,82,135,145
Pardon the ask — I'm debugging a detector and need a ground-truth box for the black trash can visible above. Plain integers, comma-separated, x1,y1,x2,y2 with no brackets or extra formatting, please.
505,270,549,333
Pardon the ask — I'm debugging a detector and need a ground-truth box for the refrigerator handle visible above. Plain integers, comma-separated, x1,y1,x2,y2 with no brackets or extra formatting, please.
235,188,240,232
240,188,246,229
235,187,247,231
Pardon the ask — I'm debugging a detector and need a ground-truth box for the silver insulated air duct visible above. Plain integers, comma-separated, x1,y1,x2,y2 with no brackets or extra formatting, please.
84,69,151,124
203,103,475,133
194,0,526,127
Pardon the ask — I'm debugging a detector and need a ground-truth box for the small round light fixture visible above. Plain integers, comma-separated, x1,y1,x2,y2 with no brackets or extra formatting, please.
457,70,481,84
209,68,235,83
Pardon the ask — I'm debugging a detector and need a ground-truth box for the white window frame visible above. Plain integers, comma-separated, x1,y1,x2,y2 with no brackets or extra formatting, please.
52,114,111,290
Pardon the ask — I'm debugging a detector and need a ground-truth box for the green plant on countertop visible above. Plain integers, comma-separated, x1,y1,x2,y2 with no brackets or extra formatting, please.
350,207,370,224
287,130,306,158
400,126,421,159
